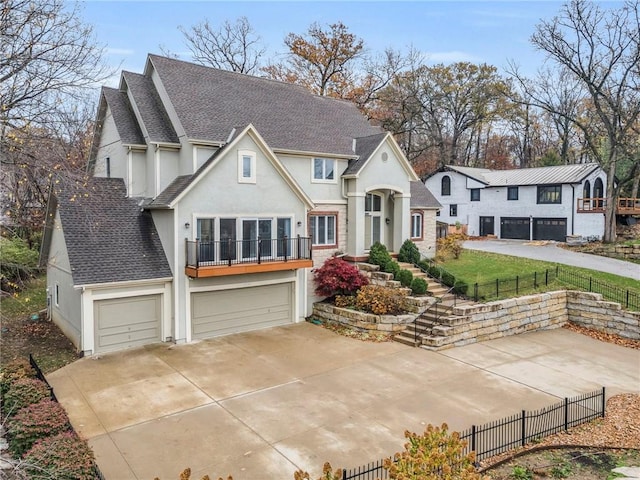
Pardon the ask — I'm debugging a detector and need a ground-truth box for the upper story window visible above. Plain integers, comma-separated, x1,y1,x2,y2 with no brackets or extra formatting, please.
441,175,451,196
312,158,335,183
310,214,336,246
411,212,423,239
583,180,591,199
537,185,562,204
238,150,256,183
507,186,519,201
470,188,480,201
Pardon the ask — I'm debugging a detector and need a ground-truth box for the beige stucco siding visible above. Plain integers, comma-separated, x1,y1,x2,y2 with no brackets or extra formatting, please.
47,211,82,349
94,106,127,181
278,154,347,202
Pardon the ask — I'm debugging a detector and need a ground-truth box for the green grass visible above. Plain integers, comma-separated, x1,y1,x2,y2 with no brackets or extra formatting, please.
1,276,48,318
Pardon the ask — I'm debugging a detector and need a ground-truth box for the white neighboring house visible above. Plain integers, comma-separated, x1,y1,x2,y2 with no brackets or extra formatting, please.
424,164,607,241
40,54,441,356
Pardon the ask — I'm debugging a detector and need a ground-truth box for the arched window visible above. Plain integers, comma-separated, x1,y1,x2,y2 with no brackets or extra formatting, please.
594,178,604,208
441,175,451,196
583,180,591,199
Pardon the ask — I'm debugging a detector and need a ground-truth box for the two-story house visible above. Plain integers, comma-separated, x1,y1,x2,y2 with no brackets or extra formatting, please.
424,164,606,241
41,54,440,355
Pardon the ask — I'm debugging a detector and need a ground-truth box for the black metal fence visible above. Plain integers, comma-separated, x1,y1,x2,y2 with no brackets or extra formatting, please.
470,266,639,311
341,387,605,480
28,354,106,480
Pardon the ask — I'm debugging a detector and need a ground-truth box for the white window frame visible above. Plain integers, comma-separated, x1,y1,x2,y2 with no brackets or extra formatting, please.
311,158,336,183
411,212,423,239
310,214,336,246
238,150,256,184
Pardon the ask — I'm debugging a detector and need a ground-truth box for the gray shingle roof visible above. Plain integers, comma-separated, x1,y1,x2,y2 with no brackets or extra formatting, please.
55,177,172,285
410,181,441,209
147,175,193,208
343,133,388,175
147,54,381,155
101,87,145,145
447,163,600,186
122,71,179,144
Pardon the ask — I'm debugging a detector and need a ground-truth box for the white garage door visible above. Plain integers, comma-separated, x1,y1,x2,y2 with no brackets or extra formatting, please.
94,295,162,353
191,283,293,339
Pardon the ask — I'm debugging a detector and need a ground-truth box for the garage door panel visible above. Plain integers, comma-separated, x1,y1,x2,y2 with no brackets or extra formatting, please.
191,283,293,339
500,217,530,240
533,218,567,242
95,295,161,353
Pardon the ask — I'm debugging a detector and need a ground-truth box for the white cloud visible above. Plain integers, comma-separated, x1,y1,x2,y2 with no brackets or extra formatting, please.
425,51,482,63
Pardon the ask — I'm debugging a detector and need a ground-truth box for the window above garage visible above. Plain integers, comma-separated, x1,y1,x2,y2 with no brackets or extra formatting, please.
537,185,562,204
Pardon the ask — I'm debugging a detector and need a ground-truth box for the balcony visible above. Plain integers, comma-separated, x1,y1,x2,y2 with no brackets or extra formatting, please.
185,236,313,278
577,197,640,215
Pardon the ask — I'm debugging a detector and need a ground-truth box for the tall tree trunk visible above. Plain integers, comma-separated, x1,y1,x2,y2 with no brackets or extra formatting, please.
604,160,618,243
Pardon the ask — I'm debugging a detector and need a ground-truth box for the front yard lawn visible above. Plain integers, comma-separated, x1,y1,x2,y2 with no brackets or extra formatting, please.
0,275,79,373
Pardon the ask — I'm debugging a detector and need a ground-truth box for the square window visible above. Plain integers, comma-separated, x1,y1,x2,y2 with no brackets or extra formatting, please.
310,214,336,246
507,186,519,201
238,150,256,183
470,189,480,201
450,204,458,216
312,158,335,182
537,185,562,204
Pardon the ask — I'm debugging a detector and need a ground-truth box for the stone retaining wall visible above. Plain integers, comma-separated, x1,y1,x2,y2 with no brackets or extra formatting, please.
422,290,639,350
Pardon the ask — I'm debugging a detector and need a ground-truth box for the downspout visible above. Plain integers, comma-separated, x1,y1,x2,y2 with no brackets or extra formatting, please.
570,184,575,235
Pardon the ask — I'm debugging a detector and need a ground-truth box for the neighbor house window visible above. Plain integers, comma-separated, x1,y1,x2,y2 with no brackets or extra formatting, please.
441,175,451,196
537,185,562,204
310,214,336,246
583,180,591,199
238,150,256,183
450,204,457,216
470,188,480,201
312,158,335,182
507,186,519,200
411,212,423,239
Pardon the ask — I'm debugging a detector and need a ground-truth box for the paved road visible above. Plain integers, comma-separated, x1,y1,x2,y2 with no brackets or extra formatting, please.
463,239,640,281
47,324,640,480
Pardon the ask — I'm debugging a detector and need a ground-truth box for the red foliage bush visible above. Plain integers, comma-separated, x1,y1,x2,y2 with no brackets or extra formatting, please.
7,398,70,456
3,377,51,415
313,257,369,297
23,431,97,480
0,358,35,397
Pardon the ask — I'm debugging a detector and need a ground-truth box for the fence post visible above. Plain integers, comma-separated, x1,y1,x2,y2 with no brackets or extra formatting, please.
471,424,476,453
342,468,347,480
545,269,549,286
602,387,606,418
564,397,568,431
516,276,519,295
474,283,479,302
521,410,526,447
589,277,592,292
626,290,630,309
534,271,537,288
496,278,499,298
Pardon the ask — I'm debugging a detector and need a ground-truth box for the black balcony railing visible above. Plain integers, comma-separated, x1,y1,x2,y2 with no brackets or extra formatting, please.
186,236,312,268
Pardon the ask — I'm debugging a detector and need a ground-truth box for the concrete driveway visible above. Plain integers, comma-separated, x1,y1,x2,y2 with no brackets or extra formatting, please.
47,323,640,480
463,239,640,280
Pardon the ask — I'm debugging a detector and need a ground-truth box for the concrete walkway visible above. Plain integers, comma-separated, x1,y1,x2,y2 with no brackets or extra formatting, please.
463,239,640,281
47,323,640,480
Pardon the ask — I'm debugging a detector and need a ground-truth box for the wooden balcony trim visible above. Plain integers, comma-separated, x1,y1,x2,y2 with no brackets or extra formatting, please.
186,259,313,278
576,197,639,214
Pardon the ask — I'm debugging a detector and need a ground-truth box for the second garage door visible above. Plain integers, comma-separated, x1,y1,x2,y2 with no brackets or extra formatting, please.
533,218,567,242
500,217,530,240
191,282,293,339
94,295,162,354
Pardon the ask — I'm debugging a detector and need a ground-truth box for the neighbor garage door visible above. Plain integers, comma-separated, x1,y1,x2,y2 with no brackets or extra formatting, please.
191,283,293,339
533,218,567,242
94,295,161,353
500,217,531,240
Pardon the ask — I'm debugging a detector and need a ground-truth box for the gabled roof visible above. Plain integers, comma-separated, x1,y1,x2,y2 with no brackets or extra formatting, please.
121,72,179,144
146,54,381,156
410,181,441,209
343,133,388,175
54,177,172,286
101,87,145,146
444,163,601,187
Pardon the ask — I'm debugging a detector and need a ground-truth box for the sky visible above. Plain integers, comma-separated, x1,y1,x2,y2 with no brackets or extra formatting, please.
76,0,580,86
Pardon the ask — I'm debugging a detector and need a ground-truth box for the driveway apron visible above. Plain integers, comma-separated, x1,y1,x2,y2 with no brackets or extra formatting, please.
46,323,640,480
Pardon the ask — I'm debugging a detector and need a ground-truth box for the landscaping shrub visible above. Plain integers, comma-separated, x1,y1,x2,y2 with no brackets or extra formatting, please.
383,259,401,278
398,239,420,264
313,257,369,297
437,233,467,260
396,269,414,287
0,236,39,292
3,377,51,415
23,431,97,480
7,398,70,456
417,259,431,272
411,277,428,295
454,280,469,295
334,295,356,309
441,270,456,288
368,241,392,267
0,358,35,398
355,285,406,315
384,423,488,480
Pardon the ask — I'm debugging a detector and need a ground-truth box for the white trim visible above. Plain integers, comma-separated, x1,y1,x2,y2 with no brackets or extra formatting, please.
74,276,173,289
342,133,419,181
192,144,198,173
154,148,161,197
311,199,348,205
238,149,256,184
173,203,181,343
127,150,133,195
272,147,356,160
189,277,295,293
90,284,169,301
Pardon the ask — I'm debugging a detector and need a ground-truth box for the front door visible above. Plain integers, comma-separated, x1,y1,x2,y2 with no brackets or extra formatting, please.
365,193,382,248
480,216,494,236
